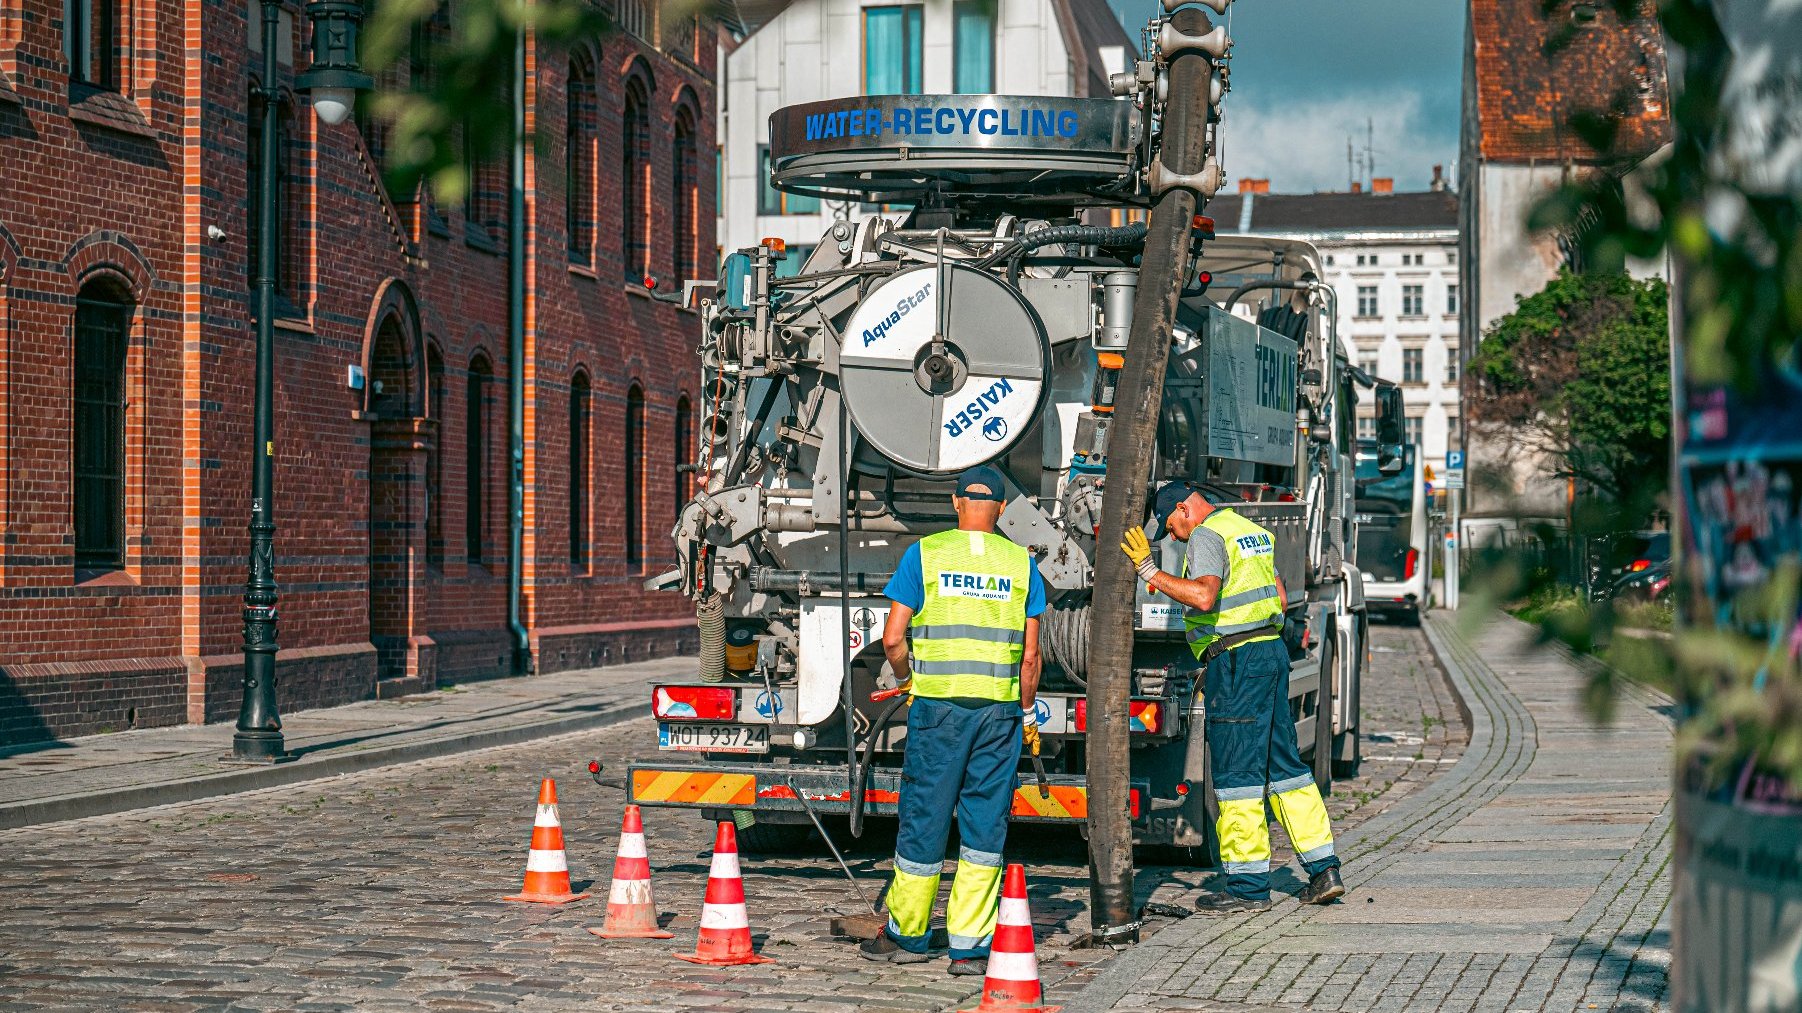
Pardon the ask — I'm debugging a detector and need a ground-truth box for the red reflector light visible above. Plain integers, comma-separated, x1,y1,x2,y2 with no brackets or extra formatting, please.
1129,788,1142,818
1174,781,1189,796
1651,576,1670,595
1075,699,1161,734
653,686,736,721
587,760,600,774
1628,559,1650,572
1196,270,1213,286
1404,548,1420,581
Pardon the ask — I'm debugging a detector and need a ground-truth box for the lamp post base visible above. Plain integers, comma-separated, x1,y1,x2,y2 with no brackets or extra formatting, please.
225,731,293,765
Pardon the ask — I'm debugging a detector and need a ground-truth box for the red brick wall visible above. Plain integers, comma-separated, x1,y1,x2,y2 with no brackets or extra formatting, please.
0,3,713,746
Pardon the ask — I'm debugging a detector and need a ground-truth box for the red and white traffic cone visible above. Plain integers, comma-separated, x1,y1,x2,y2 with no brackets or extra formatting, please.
674,821,772,965
588,804,672,939
503,778,590,905
962,864,1059,1012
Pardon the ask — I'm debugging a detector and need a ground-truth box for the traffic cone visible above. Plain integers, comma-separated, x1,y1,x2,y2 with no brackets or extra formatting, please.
587,804,673,939
961,864,1060,1013
674,821,772,965
504,778,590,905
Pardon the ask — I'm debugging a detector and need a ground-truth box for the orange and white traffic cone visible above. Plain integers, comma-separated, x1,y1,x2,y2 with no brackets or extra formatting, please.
503,778,590,905
962,864,1059,1013
674,821,772,965
587,804,672,939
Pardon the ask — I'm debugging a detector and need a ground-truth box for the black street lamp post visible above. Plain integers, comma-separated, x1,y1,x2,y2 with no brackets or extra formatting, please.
231,0,369,762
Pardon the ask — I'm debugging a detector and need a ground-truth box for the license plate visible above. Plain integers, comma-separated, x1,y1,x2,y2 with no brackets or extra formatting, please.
659,723,771,754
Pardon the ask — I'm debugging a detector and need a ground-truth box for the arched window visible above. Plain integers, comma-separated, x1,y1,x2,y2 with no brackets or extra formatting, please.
247,88,298,305
625,384,645,568
73,278,132,574
570,372,591,566
621,77,651,284
426,344,445,565
565,55,597,266
672,106,697,284
674,395,693,524
466,354,492,565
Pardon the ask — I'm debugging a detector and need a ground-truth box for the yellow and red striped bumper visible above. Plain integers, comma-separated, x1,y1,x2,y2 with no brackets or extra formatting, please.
627,763,1144,824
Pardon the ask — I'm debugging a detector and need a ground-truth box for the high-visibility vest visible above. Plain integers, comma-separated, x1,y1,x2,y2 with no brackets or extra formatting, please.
1182,508,1284,659
909,529,1032,702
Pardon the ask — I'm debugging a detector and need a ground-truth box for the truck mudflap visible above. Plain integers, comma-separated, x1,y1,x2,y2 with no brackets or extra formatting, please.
627,762,1148,826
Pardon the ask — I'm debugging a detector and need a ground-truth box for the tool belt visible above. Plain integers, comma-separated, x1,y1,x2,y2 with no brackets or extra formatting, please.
1200,624,1282,664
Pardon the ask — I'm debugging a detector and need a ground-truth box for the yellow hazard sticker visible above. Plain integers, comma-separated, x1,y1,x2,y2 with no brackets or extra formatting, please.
631,770,757,806
1011,784,1088,819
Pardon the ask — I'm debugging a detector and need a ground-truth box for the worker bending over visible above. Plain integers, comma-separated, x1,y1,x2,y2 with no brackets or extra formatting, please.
862,464,1047,975
1123,481,1345,913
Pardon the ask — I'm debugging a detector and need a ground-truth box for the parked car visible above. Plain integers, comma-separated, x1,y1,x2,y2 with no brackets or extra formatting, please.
1592,532,1671,600
1610,558,1671,604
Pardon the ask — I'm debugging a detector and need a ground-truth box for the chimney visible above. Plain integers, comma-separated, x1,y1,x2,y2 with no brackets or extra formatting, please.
1372,177,1394,195
1351,181,1362,194
1431,164,1445,192
1236,177,1270,195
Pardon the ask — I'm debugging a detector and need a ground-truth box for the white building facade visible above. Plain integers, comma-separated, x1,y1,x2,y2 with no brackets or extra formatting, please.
715,0,1134,262
1210,187,1462,483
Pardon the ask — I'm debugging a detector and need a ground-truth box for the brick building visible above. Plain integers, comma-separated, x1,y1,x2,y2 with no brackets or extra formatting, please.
1458,0,1669,532
0,0,715,745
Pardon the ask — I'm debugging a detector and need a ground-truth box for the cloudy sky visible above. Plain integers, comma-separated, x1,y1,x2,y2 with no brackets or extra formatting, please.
1107,0,1466,194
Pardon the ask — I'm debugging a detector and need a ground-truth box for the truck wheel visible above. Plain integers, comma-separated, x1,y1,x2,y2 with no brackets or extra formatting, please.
1313,636,1335,795
1332,728,1362,778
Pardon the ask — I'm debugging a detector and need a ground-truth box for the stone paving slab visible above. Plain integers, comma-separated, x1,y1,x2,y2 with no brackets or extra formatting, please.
1064,613,1674,1013
0,656,694,829
0,627,1461,1012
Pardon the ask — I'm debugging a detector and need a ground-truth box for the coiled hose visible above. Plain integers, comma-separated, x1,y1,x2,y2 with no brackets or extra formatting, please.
696,592,727,683
974,221,1148,273
1038,600,1092,689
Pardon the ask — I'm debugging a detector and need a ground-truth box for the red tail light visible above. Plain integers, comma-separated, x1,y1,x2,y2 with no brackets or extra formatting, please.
1073,699,1161,734
1650,576,1670,596
653,686,736,721
1404,548,1419,581
1628,559,1650,572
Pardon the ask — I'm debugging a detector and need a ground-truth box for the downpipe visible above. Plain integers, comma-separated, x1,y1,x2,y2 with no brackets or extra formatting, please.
505,22,531,674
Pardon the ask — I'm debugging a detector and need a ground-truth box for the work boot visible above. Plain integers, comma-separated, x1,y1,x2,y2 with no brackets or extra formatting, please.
1193,891,1271,915
1298,867,1345,905
948,957,988,976
859,933,931,964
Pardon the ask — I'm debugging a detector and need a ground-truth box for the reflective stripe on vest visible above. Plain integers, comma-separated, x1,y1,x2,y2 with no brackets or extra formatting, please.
911,529,1031,702
1182,508,1284,658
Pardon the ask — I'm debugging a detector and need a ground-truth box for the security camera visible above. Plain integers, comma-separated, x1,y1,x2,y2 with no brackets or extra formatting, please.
207,225,228,241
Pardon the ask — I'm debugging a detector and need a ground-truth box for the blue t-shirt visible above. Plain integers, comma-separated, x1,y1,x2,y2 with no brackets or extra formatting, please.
883,540,1048,617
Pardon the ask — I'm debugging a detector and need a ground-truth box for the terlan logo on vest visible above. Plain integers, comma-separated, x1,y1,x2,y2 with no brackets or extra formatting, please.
939,571,1014,602
1235,533,1275,558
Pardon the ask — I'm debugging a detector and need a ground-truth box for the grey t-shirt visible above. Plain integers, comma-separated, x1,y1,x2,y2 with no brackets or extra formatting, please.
1184,526,1230,582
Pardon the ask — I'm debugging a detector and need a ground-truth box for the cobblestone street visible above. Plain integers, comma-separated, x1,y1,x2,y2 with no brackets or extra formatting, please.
0,626,1458,1012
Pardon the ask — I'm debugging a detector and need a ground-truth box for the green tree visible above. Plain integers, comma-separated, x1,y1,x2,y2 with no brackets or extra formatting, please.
1470,270,1671,508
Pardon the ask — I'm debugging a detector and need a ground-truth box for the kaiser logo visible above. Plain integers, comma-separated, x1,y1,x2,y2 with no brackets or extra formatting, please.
982,417,1008,442
943,378,1016,439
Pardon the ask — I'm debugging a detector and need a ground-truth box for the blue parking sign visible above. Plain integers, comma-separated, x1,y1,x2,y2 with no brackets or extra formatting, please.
1447,450,1464,470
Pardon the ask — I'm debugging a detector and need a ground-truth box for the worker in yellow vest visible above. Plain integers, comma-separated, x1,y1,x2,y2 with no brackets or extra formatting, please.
860,464,1047,975
1122,480,1345,913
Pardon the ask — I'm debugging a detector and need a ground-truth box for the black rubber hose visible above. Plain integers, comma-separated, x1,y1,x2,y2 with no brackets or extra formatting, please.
974,222,1148,271
854,693,912,809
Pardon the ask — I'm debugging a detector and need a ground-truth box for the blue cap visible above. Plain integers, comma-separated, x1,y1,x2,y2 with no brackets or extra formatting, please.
956,464,1007,502
1146,481,1201,540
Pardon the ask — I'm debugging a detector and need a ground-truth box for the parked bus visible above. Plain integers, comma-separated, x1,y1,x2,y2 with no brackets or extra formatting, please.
1355,439,1429,624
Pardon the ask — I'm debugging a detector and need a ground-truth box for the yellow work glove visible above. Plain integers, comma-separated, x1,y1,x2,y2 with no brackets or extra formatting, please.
1022,716,1042,756
1120,525,1160,587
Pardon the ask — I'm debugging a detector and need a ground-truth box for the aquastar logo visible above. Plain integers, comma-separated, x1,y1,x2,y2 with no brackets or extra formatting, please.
938,571,1014,601
860,281,933,347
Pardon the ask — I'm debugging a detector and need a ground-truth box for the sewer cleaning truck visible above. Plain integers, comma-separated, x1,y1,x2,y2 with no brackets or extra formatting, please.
623,11,1405,863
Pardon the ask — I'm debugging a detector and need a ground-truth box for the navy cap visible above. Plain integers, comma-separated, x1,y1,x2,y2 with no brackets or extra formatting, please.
955,464,1007,502
1146,481,1201,540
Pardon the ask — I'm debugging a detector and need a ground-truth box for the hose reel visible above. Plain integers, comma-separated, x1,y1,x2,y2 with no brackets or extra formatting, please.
839,264,1050,474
